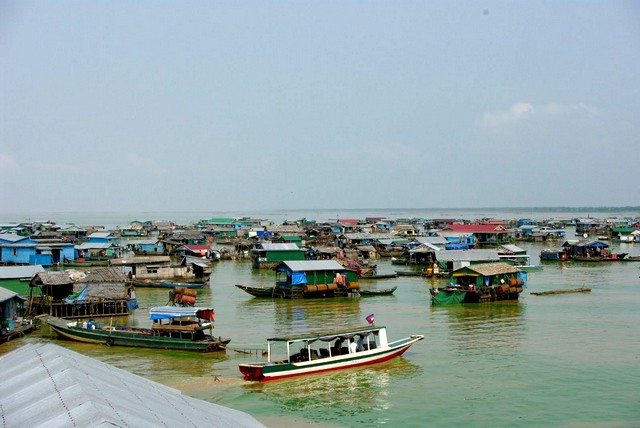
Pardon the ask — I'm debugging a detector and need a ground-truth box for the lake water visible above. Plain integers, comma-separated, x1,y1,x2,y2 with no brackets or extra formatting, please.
2,209,640,427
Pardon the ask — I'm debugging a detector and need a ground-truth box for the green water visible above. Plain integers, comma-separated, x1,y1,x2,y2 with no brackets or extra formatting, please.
3,239,640,427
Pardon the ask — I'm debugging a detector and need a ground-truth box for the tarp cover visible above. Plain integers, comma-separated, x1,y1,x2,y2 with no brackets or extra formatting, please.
291,272,307,285
431,290,466,305
64,286,89,303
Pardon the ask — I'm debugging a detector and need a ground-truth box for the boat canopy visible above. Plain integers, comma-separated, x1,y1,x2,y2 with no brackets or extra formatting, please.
149,306,215,321
267,325,384,343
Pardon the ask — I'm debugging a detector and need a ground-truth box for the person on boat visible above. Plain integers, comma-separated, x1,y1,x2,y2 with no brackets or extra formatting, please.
335,273,345,287
356,335,366,352
349,338,357,354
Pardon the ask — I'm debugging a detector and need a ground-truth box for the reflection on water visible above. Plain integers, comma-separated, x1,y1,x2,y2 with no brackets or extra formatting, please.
244,358,422,424
272,298,362,335
431,302,525,358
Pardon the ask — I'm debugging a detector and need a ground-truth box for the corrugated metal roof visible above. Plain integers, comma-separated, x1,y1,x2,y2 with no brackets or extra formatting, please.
0,286,25,303
0,343,264,428
257,243,300,251
413,236,447,245
280,260,346,272
0,265,45,280
75,242,112,250
435,249,500,262
0,233,27,243
110,256,171,265
499,244,526,254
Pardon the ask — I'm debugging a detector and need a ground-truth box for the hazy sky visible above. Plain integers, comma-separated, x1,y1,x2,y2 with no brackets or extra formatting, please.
1,1,639,213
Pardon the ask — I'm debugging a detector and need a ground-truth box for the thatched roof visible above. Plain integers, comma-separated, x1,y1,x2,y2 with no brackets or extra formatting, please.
30,272,73,287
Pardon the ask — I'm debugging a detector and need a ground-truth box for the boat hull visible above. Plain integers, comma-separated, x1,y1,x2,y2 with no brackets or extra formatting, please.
358,286,397,296
239,335,423,381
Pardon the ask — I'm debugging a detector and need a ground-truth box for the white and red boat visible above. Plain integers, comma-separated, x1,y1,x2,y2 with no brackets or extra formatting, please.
238,324,423,381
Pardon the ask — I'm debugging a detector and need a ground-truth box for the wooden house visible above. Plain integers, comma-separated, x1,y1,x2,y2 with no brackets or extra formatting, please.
445,224,511,246
109,255,207,282
273,260,359,298
251,243,306,269
28,267,135,318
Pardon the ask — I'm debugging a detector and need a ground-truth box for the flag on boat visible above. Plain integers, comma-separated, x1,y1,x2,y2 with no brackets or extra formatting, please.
365,313,375,324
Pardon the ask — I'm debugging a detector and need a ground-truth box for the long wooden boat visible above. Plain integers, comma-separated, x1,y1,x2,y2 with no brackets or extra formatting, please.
394,270,427,277
47,306,229,352
531,288,591,296
360,273,399,280
358,286,397,296
239,325,423,381
235,284,275,297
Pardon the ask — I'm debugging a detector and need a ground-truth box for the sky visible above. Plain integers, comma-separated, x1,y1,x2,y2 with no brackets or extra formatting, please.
1,1,639,214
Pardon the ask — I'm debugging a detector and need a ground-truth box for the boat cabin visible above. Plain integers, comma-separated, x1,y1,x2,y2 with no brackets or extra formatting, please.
266,325,388,364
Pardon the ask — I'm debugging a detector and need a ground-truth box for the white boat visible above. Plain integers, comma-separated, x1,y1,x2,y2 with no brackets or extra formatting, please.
238,324,423,381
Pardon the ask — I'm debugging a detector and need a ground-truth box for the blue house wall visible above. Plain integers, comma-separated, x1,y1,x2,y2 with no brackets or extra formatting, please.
1,246,36,264
60,245,76,261
29,254,53,266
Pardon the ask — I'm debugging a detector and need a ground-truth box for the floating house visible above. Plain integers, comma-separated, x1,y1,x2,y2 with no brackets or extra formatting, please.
445,224,511,246
433,249,501,275
0,286,36,344
567,240,628,261
0,234,74,266
431,262,526,304
109,255,208,282
122,238,164,255
274,260,359,298
28,267,135,318
251,243,306,269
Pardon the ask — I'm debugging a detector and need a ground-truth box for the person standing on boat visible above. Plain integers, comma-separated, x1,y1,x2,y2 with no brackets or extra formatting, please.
349,338,357,354
356,335,366,351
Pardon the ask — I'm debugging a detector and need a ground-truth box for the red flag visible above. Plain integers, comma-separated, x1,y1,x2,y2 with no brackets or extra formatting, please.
365,313,375,324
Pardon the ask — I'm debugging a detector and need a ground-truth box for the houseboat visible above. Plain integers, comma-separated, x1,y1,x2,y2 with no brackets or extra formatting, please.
430,262,526,304
236,260,359,299
567,240,627,262
239,324,423,381
0,286,37,344
109,255,210,287
251,242,306,269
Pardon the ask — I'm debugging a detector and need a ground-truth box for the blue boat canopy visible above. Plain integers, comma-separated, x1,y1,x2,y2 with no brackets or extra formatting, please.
149,306,215,321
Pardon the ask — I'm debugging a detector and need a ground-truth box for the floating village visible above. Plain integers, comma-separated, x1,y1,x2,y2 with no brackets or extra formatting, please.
1,213,639,425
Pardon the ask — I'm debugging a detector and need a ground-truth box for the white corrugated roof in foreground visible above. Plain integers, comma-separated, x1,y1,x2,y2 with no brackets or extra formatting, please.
0,343,264,428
